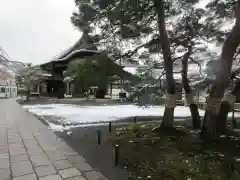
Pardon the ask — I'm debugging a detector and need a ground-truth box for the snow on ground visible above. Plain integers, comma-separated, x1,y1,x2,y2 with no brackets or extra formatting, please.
23,104,202,123
23,104,240,131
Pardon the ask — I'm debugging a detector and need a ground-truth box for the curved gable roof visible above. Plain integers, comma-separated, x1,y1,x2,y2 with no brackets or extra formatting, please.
51,33,98,62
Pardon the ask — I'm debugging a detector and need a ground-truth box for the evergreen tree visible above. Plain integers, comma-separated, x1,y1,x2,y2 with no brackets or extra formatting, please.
173,8,207,129
71,0,213,128
201,0,240,135
66,53,137,95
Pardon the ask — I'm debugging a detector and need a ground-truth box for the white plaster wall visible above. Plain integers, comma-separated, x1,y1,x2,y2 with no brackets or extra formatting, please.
0,85,17,98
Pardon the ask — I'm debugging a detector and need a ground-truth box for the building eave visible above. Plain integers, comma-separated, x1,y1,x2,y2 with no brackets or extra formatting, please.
40,49,100,69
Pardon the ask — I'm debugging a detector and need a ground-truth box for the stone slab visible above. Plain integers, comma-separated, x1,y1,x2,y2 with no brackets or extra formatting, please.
59,168,82,179
46,151,66,161
11,161,34,177
53,159,73,170
85,171,105,180
27,148,44,155
11,154,29,163
74,162,92,172
13,173,37,180
36,165,56,177
66,176,87,180
67,155,86,164
0,158,10,169
0,169,11,180
9,147,27,156
0,100,107,180
39,174,62,180
0,153,9,160
30,154,52,167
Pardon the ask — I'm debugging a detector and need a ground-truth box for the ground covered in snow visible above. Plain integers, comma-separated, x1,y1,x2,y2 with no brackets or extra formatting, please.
23,104,239,131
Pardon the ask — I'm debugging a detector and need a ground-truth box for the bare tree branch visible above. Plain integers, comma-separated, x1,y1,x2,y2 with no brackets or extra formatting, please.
189,57,202,75
111,42,151,61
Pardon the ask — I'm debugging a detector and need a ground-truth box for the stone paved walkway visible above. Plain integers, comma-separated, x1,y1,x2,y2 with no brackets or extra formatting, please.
0,99,107,180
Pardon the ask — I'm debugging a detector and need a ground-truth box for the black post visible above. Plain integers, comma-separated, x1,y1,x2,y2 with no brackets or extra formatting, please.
133,117,137,124
109,122,112,132
114,144,119,166
232,107,237,129
97,130,101,145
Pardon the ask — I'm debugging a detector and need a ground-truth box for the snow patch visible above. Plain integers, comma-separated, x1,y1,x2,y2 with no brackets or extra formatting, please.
23,104,202,124
23,104,240,132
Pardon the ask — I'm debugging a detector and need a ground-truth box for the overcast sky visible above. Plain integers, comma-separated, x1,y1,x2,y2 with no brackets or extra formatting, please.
0,0,211,65
0,0,80,65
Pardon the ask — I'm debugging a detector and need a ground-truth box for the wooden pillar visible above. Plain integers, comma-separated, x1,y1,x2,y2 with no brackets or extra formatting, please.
66,82,70,95
37,84,40,94
69,82,72,95
51,62,55,95
71,84,74,96
110,83,113,96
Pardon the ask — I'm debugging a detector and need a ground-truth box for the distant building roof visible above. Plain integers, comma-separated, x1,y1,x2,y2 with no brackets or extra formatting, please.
51,33,98,62
40,33,99,69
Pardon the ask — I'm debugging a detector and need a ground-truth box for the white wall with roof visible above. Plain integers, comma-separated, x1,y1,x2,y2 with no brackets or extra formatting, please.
0,78,17,98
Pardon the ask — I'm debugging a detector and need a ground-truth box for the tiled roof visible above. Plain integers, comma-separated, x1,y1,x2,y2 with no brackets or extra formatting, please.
51,33,98,62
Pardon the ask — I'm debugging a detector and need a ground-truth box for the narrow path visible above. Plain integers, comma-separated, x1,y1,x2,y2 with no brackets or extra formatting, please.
0,99,107,180
55,124,129,180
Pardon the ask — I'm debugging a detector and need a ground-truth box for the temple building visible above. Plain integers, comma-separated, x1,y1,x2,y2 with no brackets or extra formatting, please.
39,33,137,98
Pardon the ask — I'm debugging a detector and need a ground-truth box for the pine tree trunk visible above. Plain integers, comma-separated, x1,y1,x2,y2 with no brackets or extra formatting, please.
202,6,240,135
189,104,201,129
26,89,30,101
154,0,176,128
162,81,175,127
216,4,240,132
217,81,240,132
182,52,201,129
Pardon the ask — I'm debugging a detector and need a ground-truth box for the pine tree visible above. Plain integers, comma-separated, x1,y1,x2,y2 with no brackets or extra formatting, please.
72,0,216,128
172,8,207,129
201,0,240,135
